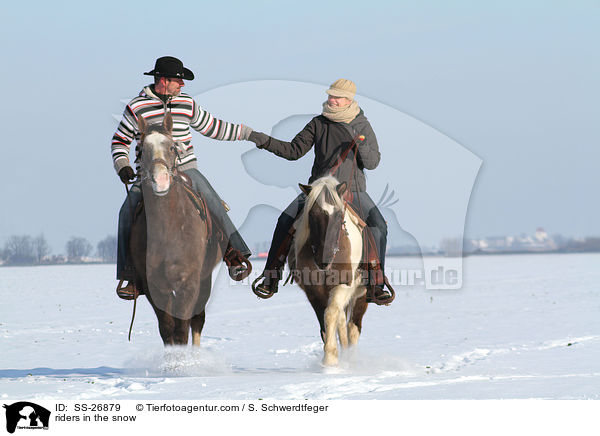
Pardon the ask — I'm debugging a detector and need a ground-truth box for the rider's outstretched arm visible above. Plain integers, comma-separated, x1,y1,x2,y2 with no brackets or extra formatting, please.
248,118,316,161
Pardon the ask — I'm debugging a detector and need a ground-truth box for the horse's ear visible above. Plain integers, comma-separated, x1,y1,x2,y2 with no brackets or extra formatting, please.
163,112,173,133
336,182,347,197
299,183,312,196
137,115,147,133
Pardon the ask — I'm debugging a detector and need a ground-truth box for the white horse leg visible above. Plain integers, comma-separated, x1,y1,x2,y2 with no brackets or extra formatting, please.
323,305,339,366
323,285,354,365
348,322,360,346
337,309,349,348
192,331,201,346
347,293,362,346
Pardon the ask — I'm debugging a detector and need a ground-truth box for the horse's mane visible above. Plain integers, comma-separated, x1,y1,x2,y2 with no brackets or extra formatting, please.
295,176,346,251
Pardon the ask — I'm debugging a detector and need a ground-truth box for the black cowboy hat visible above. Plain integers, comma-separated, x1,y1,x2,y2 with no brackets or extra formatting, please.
144,56,194,80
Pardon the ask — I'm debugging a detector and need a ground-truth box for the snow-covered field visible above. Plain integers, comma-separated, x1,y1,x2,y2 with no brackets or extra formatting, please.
1,253,599,401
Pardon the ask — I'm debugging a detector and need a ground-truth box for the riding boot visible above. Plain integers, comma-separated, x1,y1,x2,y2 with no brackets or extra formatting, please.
252,210,297,298
252,248,286,298
223,231,253,280
364,225,394,304
116,280,139,300
253,231,292,297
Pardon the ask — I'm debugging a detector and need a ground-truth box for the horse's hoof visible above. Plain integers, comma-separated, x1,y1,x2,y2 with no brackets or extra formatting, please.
322,354,338,367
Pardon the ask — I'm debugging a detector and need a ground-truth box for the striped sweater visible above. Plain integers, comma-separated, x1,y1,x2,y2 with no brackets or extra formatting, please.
111,85,244,173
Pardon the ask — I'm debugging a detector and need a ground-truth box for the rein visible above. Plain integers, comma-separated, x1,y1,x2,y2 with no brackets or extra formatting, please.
328,133,364,182
124,178,138,342
328,133,364,263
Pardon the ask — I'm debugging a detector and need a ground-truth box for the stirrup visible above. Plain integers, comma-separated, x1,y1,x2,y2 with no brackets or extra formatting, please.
366,276,395,306
116,280,139,301
223,247,252,281
251,274,278,299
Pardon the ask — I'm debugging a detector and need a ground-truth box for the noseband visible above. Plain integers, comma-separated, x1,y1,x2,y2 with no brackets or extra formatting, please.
149,157,175,174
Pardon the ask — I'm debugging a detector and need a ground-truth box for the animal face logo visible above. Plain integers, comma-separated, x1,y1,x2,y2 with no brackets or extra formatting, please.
3,402,51,433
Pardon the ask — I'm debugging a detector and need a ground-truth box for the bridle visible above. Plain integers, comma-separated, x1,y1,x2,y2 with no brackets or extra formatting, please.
137,98,182,186
138,139,181,186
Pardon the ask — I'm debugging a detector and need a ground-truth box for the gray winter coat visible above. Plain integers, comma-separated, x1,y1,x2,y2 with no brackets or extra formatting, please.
252,110,380,192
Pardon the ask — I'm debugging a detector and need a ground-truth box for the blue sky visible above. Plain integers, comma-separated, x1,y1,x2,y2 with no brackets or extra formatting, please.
1,0,598,253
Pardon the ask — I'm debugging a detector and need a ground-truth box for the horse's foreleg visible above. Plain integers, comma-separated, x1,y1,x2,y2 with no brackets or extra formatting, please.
305,292,328,343
150,304,175,346
348,290,368,346
323,286,352,365
348,323,360,346
173,318,191,345
191,310,206,346
337,310,349,348
190,274,211,347
323,305,340,366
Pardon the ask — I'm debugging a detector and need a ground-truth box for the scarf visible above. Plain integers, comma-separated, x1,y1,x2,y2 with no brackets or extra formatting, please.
321,100,360,124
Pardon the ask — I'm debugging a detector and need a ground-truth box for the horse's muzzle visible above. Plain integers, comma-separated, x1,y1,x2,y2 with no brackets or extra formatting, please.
150,160,172,196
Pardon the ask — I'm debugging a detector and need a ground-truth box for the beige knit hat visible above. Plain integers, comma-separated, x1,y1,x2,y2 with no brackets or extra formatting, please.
326,78,356,100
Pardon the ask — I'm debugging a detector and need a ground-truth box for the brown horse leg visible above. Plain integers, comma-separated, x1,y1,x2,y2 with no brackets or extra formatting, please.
305,291,328,343
146,293,179,346
191,311,206,347
349,293,368,346
172,318,191,345
190,272,211,346
153,308,176,346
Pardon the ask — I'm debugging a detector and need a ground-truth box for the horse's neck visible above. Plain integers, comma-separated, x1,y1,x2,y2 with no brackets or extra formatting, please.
294,203,362,252
142,182,187,225
343,208,363,264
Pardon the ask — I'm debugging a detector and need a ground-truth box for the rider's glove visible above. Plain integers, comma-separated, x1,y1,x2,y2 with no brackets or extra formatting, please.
248,131,270,148
118,166,135,184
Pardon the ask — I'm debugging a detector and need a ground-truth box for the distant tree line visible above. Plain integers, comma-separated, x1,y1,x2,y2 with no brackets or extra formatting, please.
0,234,117,266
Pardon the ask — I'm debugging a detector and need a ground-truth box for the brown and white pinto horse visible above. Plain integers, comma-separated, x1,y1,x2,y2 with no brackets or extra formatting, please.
288,176,368,366
130,113,224,346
